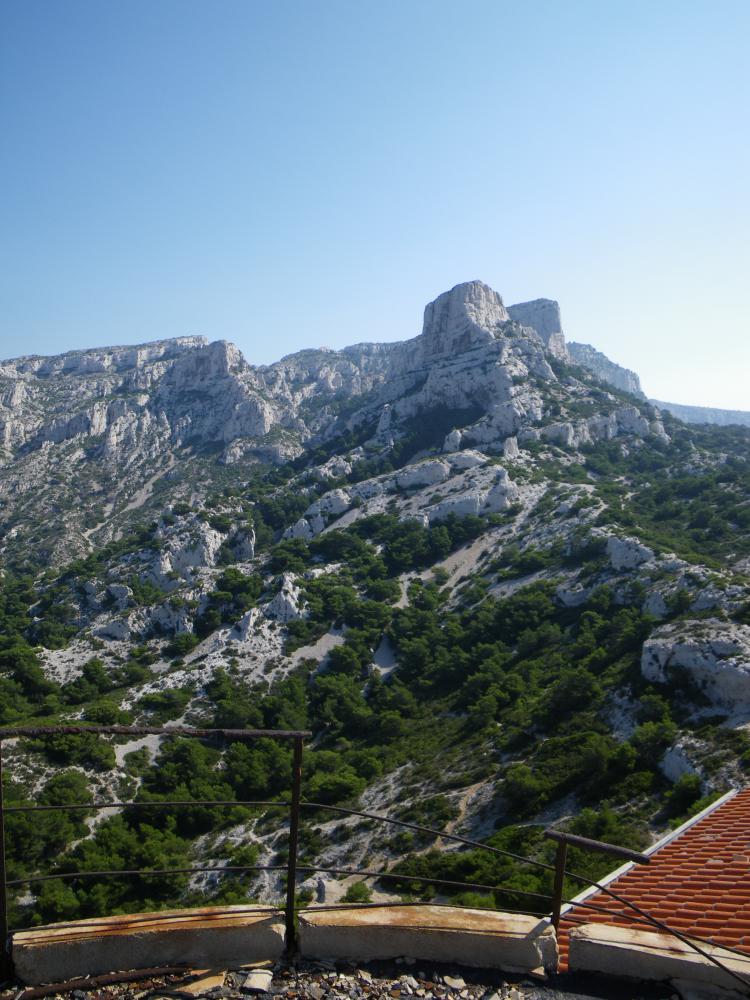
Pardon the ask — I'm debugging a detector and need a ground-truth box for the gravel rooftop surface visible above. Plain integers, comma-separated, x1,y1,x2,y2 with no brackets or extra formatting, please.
0,958,674,1000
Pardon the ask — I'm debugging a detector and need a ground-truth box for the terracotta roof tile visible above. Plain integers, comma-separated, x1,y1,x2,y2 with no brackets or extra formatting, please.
558,787,750,970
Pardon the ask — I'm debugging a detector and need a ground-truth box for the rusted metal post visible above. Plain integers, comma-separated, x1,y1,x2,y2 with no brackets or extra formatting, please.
544,828,650,865
284,736,303,951
0,740,12,983
550,839,567,933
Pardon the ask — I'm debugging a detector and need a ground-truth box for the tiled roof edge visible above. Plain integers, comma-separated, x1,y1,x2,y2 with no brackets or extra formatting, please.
560,787,740,916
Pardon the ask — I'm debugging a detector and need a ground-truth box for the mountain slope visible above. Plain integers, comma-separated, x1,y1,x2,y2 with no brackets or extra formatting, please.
1,280,749,925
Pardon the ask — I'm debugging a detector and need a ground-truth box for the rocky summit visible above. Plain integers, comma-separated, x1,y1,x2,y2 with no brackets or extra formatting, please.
1,279,750,932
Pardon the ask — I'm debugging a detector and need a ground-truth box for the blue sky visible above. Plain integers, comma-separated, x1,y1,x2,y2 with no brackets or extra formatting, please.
1,0,748,408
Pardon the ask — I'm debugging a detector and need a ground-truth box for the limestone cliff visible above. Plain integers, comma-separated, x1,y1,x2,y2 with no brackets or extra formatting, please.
567,342,645,398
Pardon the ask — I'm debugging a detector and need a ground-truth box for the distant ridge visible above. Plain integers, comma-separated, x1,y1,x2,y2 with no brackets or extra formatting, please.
564,342,750,428
650,399,750,428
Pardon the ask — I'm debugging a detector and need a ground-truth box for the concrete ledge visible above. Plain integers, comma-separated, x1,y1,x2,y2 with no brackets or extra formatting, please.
568,923,750,995
12,905,286,985
298,905,557,974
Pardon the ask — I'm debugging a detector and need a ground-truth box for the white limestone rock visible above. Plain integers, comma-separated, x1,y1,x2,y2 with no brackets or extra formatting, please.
231,527,256,561
642,619,750,709
149,601,193,636
503,436,520,459
418,281,509,362
424,467,518,522
373,404,394,445
483,468,520,512
607,535,655,571
283,518,315,541
542,421,591,449
305,489,351,519
507,298,569,359
95,618,131,641
443,429,463,453
396,460,451,490
661,738,701,783
427,494,483,522
264,574,305,622
643,591,668,619
314,455,353,480
232,607,260,641
556,585,592,608
107,583,133,611
615,405,651,437
567,342,645,398
650,418,670,443
586,412,619,442
153,518,225,581
447,449,487,471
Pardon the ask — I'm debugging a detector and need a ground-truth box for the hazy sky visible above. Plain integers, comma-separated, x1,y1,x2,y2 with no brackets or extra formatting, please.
2,1,748,408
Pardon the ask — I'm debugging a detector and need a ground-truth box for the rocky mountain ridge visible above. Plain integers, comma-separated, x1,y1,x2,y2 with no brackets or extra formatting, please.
0,281,624,563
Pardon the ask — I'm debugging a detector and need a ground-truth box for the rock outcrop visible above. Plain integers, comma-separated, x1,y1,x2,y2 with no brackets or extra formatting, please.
567,342,645,398
642,620,750,709
507,298,568,359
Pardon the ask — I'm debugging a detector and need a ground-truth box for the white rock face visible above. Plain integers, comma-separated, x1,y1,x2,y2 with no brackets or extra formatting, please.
483,468,520,512
231,528,256,561
607,535,655,570
503,436,520,459
425,467,519,522
305,489,351,518
149,601,194,635
427,494,483,522
283,518,315,541
264,574,305,622
418,281,509,362
152,517,225,582
443,429,463,453
447,450,486,471
556,585,592,608
314,456,353,480
642,620,750,709
107,583,133,610
615,405,651,437
507,299,568,359
567,342,645,398
661,739,700,782
396,460,450,490
95,618,131,641
643,591,668,619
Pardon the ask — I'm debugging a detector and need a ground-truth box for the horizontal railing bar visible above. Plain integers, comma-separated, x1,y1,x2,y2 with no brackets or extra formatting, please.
8,862,552,902
5,799,291,813
16,795,554,874
294,865,554,900
298,801,557,872
544,828,650,864
7,864,289,887
0,725,311,740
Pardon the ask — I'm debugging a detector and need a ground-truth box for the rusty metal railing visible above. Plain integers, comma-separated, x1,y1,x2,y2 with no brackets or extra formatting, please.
0,724,556,987
0,725,310,983
1,727,748,995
